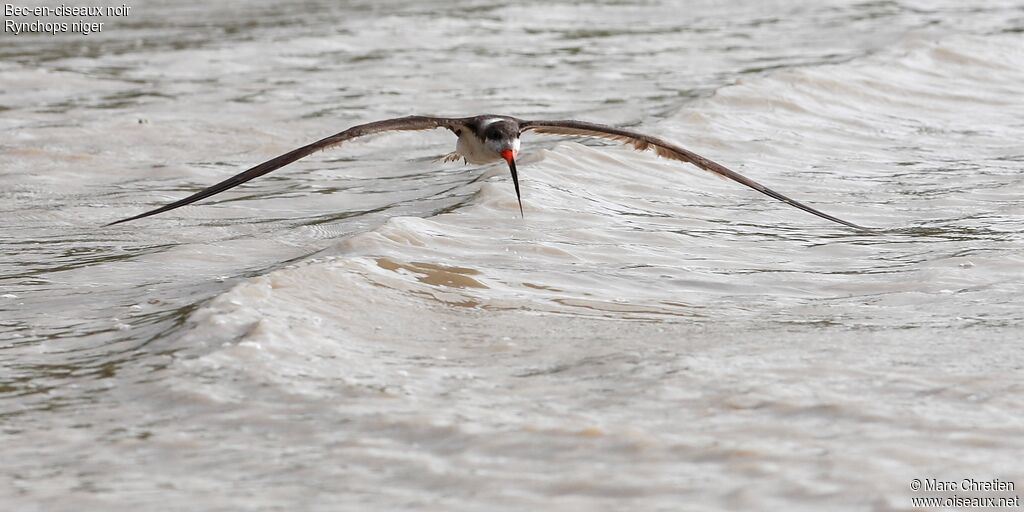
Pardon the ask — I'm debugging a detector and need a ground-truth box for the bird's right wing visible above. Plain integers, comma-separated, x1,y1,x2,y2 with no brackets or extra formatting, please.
107,115,464,225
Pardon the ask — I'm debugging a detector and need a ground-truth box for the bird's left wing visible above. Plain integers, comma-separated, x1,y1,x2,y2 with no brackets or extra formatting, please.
107,115,464,225
519,119,867,230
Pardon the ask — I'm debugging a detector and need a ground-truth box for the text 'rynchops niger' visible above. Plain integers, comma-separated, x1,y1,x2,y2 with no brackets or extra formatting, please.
106,115,868,230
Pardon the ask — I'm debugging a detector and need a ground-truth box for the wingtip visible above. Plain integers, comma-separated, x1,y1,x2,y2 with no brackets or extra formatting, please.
104,214,142,227
832,216,873,232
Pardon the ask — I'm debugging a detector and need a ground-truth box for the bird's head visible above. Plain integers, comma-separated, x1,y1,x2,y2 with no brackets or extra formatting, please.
483,121,524,216
482,122,521,162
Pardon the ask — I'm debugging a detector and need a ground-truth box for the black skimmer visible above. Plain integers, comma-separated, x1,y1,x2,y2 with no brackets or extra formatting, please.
107,115,866,229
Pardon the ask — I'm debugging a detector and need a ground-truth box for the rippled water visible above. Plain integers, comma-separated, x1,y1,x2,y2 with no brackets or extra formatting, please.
2,1,1023,510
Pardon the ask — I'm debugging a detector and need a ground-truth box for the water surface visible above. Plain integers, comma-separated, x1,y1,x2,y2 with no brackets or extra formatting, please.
2,1,1023,510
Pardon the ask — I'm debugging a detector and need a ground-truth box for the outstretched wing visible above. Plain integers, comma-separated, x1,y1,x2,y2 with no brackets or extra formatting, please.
107,116,463,225
519,119,867,230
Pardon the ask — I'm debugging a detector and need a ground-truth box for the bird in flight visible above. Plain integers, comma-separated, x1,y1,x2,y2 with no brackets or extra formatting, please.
107,115,866,229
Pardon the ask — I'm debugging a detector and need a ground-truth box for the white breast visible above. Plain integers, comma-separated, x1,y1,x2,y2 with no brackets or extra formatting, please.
456,130,500,165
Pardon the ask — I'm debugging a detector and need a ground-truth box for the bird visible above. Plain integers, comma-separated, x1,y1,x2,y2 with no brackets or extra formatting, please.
106,115,867,229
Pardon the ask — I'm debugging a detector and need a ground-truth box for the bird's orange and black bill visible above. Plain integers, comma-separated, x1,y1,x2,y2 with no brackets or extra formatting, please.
501,149,523,217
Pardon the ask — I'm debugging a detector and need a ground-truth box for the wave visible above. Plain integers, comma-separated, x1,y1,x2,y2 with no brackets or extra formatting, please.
172,31,1024,391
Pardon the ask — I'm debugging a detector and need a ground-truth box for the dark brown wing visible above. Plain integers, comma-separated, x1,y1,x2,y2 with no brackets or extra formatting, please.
107,116,463,225
519,119,867,230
